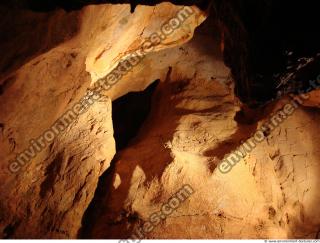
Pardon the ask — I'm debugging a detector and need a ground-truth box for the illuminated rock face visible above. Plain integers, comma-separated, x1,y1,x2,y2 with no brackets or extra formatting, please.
0,3,205,239
0,1,320,240
82,20,320,239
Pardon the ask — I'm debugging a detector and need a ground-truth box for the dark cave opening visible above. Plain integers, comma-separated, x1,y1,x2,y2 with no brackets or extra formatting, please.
216,0,320,106
79,80,159,238
112,80,159,150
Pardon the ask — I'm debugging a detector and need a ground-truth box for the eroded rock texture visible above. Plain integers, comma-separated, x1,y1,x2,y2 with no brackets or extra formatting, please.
0,3,205,238
81,18,320,239
0,0,320,240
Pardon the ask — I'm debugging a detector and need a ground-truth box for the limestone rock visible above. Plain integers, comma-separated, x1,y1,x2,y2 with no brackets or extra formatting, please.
83,20,320,240
0,3,205,238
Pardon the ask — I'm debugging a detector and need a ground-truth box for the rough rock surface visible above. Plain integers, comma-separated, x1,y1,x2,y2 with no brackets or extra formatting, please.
83,19,320,239
0,3,205,238
0,1,320,240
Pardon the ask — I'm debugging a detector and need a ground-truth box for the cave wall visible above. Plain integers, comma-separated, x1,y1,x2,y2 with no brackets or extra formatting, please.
2,0,319,106
0,0,319,239
0,3,205,238
81,18,320,239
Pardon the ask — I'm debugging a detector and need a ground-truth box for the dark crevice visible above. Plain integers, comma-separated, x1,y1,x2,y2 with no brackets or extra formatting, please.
79,80,159,238
79,155,117,239
3,221,20,239
112,80,159,150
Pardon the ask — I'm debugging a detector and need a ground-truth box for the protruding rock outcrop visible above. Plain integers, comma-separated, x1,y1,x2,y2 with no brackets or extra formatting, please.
0,3,205,238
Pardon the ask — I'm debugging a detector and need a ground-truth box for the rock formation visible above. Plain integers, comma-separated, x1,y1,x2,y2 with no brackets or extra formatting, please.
0,0,319,239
